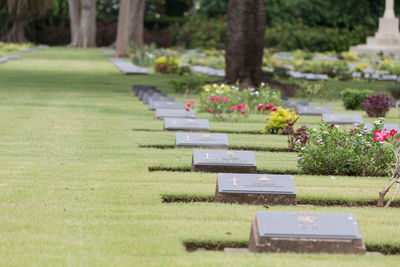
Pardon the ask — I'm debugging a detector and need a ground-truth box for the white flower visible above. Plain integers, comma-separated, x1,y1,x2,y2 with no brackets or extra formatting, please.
330,176,335,179
261,82,265,86
334,125,340,129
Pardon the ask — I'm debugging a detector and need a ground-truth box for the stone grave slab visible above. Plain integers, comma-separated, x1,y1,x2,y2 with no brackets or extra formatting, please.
0,57,8,64
323,114,363,125
7,55,21,60
191,150,257,173
283,101,309,109
215,173,296,205
175,133,229,149
392,99,399,107
248,211,366,254
142,93,168,104
109,58,148,75
155,109,196,120
132,85,157,95
295,105,333,116
164,118,210,132
149,101,184,110
138,90,162,101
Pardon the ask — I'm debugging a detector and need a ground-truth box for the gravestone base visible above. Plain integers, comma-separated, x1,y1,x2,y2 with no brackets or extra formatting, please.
165,127,209,133
176,143,228,149
214,183,296,205
248,218,366,254
191,157,257,173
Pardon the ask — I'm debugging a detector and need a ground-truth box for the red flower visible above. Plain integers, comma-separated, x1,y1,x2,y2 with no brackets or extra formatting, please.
191,100,196,104
231,106,236,111
184,106,190,111
237,104,246,110
265,104,272,110
210,96,215,102
257,104,264,111
374,128,389,142
272,107,277,112
186,102,192,107
390,129,398,136
223,98,229,102
241,109,246,115
215,96,222,101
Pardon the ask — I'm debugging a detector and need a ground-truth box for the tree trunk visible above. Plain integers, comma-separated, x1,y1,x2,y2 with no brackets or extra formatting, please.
115,0,137,57
67,0,81,47
225,0,266,87
80,0,97,47
129,0,145,47
4,20,26,43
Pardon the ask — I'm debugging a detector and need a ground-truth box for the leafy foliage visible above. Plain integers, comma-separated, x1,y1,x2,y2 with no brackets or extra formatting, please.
264,107,299,134
362,93,392,117
297,123,394,176
341,89,372,110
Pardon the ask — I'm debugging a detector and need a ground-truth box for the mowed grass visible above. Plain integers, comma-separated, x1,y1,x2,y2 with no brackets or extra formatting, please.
0,47,400,266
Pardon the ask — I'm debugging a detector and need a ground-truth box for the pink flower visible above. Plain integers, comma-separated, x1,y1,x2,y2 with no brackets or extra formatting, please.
241,109,246,115
390,129,398,136
223,98,229,102
215,96,222,101
186,102,192,107
237,104,245,110
272,107,277,112
257,104,264,111
210,96,215,102
190,100,196,104
231,106,236,111
184,106,190,111
374,128,389,142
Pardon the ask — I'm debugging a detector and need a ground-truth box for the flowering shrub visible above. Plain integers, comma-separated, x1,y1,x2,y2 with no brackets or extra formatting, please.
206,95,247,121
199,83,281,120
264,107,299,134
282,124,309,151
361,93,392,117
154,56,179,74
341,89,372,110
372,123,400,207
296,122,394,176
184,100,196,111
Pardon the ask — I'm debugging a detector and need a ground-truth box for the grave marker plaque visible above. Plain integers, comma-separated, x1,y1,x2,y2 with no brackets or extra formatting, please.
164,118,210,132
149,101,185,110
283,101,309,109
155,109,196,120
132,85,157,96
143,95,172,105
175,133,229,149
215,173,296,205
248,212,366,254
322,114,363,125
140,92,166,101
296,106,333,116
191,149,257,173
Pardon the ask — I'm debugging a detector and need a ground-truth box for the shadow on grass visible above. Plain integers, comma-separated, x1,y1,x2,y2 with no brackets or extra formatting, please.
139,144,291,152
148,166,300,175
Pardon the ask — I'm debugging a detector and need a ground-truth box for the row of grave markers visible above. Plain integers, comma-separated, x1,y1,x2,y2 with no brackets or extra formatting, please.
132,85,367,254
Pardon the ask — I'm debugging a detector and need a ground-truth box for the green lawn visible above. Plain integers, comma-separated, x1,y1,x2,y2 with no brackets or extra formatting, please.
0,47,400,266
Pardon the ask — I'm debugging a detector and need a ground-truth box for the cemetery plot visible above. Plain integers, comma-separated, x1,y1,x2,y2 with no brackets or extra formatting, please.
191,149,257,173
139,91,165,101
248,212,366,254
283,100,309,109
109,58,148,75
164,118,210,132
295,106,333,116
175,133,229,149
155,109,196,120
132,85,157,95
142,94,170,104
323,114,363,125
149,101,185,110
214,173,296,205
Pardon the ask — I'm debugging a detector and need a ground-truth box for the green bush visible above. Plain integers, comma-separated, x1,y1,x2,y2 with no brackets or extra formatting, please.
170,73,208,93
265,23,372,52
297,123,394,176
168,17,227,50
341,89,372,110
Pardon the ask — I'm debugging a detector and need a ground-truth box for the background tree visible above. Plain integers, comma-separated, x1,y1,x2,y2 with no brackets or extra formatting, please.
67,0,97,47
225,0,265,86
0,0,52,42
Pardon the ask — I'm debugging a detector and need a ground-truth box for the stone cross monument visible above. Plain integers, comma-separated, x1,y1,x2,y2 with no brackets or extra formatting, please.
351,0,400,55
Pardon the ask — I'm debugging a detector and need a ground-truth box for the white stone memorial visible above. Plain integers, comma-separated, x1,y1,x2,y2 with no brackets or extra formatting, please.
351,0,400,55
